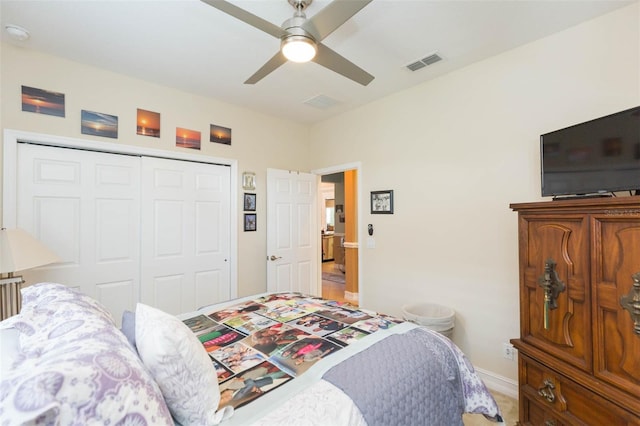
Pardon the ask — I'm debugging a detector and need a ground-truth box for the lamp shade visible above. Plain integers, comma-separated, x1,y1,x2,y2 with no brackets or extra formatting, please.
0,228,61,274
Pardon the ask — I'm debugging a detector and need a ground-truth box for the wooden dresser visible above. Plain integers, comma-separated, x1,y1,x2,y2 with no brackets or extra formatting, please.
510,198,640,426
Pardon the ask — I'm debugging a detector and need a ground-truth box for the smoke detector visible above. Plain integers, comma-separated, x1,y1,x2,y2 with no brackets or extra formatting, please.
5,24,30,41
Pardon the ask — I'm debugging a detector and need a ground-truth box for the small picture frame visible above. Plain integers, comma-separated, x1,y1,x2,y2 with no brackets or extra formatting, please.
371,190,394,214
81,110,118,139
210,124,232,145
242,172,256,190
137,108,160,137
21,85,65,117
244,193,256,211
244,213,257,232
176,127,201,150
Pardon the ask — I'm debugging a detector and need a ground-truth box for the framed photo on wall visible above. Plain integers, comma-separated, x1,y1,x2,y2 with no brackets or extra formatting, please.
242,172,256,190
244,193,256,211
370,190,394,214
244,213,257,231
81,110,118,139
22,85,65,117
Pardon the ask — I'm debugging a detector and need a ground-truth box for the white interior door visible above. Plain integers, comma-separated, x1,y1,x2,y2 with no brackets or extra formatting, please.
17,143,141,320
266,168,319,295
141,157,231,314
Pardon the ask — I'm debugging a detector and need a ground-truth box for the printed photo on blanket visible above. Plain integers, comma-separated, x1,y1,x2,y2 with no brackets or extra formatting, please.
223,312,279,335
213,359,234,383
271,336,342,376
290,313,346,337
208,301,266,322
242,323,310,356
254,293,302,304
316,307,372,324
260,304,309,323
218,361,293,410
183,314,218,335
352,317,398,333
210,342,266,373
326,327,370,346
280,298,326,312
199,324,246,352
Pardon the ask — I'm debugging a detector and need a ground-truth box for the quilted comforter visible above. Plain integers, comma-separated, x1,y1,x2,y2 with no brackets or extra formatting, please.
179,292,502,425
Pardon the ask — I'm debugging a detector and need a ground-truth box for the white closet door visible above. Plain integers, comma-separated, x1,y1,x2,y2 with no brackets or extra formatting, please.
17,143,141,320
140,157,231,314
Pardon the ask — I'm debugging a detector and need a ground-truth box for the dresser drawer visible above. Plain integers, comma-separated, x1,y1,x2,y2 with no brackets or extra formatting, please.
521,394,566,426
519,354,639,425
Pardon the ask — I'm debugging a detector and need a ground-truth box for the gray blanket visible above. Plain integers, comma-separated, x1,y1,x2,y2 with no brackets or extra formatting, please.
323,328,465,426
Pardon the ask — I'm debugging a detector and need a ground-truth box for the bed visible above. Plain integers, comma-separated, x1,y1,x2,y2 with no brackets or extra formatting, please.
0,283,503,425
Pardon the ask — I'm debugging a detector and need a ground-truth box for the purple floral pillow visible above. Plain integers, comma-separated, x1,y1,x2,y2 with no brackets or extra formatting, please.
0,283,173,425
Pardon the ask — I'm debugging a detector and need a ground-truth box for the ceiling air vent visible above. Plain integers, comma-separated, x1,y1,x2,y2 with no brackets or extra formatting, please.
405,53,442,72
303,94,341,110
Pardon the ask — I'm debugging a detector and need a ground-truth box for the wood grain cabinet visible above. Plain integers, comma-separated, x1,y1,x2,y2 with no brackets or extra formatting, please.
510,198,640,425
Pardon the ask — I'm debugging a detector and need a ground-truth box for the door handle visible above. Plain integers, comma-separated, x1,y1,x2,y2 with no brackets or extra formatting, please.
538,259,565,330
620,272,640,336
269,255,282,261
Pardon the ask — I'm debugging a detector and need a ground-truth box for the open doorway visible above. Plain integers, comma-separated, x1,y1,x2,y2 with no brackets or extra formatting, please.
318,169,358,305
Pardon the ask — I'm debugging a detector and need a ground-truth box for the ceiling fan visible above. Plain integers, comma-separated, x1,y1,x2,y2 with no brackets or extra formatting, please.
201,0,374,86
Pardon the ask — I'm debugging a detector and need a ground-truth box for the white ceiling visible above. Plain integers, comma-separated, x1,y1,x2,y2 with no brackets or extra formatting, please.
1,0,633,124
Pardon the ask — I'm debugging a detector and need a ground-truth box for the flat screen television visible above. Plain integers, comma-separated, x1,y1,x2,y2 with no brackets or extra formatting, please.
540,106,640,197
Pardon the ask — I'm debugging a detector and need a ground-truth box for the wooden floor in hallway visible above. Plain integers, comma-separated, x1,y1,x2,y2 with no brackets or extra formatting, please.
321,261,350,304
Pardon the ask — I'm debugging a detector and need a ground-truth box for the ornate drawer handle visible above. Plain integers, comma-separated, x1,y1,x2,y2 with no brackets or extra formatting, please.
620,272,640,336
545,420,557,426
538,259,566,330
538,379,556,403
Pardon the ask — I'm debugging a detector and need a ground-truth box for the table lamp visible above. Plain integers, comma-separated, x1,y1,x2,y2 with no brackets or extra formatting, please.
0,228,61,320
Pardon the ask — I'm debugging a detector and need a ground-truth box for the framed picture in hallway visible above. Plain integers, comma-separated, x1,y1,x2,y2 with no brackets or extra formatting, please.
244,193,256,211
370,190,394,214
244,213,257,231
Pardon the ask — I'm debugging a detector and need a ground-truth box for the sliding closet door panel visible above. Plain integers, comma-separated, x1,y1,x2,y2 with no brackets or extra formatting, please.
141,157,230,314
17,143,141,322
154,200,184,257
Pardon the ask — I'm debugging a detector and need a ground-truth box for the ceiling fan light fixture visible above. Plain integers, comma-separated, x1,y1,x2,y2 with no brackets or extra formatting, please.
281,35,316,63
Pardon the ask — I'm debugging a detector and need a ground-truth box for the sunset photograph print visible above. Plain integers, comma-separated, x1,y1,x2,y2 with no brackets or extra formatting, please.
176,127,201,150
21,85,65,117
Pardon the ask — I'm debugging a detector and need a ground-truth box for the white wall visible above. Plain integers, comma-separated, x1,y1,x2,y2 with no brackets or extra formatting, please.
0,43,311,298
308,4,639,383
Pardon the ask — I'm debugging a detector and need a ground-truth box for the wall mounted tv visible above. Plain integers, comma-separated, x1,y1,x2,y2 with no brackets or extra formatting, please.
540,106,640,198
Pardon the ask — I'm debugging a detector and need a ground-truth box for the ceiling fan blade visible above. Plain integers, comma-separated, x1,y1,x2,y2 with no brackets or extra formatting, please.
201,0,286,39
244,51,288,84
302,0,372,41
313,43,374,86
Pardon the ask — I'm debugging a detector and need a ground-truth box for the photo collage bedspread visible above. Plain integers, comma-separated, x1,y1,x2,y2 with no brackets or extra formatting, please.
181,293,404,411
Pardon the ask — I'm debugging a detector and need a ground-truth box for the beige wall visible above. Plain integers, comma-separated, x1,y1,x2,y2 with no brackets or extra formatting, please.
0,43,310,298
308,3,639,383
1,3,638,388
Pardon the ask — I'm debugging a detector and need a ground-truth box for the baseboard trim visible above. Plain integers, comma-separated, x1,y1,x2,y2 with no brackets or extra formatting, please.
344,291,359,303
474,367,518,400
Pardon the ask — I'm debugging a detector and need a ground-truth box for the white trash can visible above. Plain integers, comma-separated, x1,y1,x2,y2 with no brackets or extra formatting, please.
402,302,455,339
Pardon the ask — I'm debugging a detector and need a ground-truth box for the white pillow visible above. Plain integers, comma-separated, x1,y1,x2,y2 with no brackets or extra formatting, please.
135,303,233,425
